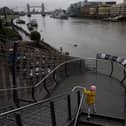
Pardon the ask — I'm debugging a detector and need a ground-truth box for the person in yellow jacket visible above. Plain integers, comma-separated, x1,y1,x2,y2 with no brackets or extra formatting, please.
84,85,96,119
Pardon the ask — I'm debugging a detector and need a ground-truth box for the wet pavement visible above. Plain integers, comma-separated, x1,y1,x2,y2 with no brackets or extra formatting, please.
51,72,125,119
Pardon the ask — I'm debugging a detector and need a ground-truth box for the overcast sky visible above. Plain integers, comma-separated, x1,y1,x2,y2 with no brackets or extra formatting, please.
0,0,123,11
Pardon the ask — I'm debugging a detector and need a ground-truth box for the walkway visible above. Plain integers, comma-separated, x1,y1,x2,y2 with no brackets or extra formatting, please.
3,71,124,126
0,59,126,126
51,72,125,119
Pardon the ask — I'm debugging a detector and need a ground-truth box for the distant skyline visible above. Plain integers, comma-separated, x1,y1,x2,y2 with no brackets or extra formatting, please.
0,0,124,11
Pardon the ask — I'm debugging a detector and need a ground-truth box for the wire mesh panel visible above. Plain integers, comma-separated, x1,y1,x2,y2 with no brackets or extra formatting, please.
112,62,124,81
0,41,71,114
70,91,79,119
0,113,17,126
0,90,15,113
53,95,69,126
55,65,66,83
97,59,112,76
85,58,97,72
0,91,80,126
67,61,80,76
34,82,49,101
21,103,51,126
45,74,56,92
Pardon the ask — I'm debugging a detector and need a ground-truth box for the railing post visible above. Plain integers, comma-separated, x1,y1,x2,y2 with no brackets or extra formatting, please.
15,113,23,126
96,59,98,73
67,95,72,121
120,69,126,84
50,101,56,126
109,61,114,77
32,87,37,102
80,59,82,73
77,91,81,108
53,70,58,85
12,42,20,108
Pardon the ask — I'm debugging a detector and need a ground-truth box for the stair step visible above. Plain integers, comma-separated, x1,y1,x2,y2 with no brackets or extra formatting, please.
78,112,125,126
78,120,104,126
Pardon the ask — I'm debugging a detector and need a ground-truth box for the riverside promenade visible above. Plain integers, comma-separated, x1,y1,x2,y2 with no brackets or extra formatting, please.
0,57,126,126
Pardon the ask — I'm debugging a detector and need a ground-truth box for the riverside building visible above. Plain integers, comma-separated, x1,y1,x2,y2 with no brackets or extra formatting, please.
68,0,126,19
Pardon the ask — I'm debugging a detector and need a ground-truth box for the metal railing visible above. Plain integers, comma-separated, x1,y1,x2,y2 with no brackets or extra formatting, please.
0,41,71,111
0,89,83,126
0,55,126,113
0,54,126,125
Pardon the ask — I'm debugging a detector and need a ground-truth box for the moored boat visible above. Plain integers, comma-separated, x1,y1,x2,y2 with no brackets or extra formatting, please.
50,9,68,20
27,23,34,31
30,19,38,27
103,15,125,22
16,19,25,24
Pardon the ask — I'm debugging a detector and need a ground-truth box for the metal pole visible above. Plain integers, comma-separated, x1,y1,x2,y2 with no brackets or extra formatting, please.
67,95,72,121
32,87,37,102
12,42,23,126
120,69,126,84
109,61,114,77
73,94,84,126
53,70,58,85
80,59,82,73
77,91,81,108
15,113,23,126
96,59,98,73
12,42,20,108
50,101,56,126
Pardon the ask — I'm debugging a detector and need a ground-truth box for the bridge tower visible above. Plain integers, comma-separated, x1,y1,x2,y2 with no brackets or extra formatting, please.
41,3,46,16
27,4,31,17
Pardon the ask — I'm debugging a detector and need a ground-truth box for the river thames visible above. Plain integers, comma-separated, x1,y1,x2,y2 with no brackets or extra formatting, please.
17,15,126,58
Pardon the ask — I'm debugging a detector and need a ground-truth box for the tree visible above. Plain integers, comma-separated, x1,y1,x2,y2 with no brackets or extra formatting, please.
30,31,41,45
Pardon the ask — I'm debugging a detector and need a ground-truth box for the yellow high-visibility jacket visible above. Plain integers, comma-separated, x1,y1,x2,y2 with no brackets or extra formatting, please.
83,88,96,105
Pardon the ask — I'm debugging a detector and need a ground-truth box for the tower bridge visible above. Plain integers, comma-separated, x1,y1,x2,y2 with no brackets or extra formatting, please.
27,3,46,17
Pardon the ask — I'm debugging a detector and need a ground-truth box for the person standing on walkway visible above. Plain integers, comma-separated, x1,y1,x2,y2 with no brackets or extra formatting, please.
83,85,96,119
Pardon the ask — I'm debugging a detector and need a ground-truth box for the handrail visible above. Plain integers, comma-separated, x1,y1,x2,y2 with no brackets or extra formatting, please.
35,58,80,87
0,85,87,119
72,86,86,126
0,89,72,117
74,94,84,126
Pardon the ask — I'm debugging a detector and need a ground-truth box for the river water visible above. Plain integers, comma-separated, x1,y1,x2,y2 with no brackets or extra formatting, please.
17,14,126,58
